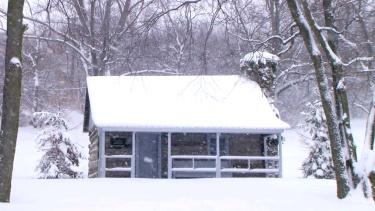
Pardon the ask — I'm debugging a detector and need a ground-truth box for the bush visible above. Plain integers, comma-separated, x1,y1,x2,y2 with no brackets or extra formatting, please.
34,112,86,179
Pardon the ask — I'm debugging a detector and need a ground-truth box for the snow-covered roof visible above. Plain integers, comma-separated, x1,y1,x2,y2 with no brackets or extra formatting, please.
86,75,289,133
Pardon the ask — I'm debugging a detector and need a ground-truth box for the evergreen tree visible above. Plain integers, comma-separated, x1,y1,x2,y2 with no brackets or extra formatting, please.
301,100,335,179
33,112,86,179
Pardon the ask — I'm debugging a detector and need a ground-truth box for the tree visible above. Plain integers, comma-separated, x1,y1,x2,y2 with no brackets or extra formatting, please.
286,0,375,199
301,99,334,179
16,0,204,77
33,112,86,179
286,0,351,198
0,0,26,203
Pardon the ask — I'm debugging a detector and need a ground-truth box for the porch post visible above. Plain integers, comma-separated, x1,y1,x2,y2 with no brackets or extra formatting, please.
278,134,283,178
168,132,172,179
216,133,221,178
131,132,136,178
98,129,106,178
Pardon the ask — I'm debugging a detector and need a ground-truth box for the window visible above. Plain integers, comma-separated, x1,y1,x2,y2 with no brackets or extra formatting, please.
207,134,229,156
110,137,129,149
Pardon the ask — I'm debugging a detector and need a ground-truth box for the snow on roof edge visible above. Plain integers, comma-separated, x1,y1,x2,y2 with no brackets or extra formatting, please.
96,125,288,134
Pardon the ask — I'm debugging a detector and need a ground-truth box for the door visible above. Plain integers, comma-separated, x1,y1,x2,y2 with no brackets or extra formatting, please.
135,133,161,178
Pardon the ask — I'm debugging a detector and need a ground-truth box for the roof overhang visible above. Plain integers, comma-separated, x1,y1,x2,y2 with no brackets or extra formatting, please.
96,125,286,134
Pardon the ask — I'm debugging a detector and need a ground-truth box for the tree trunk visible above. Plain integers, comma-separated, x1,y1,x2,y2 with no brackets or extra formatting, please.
357,0,375,149
267,0,282,54
0,0,26,203
321,0,358,187
363,94,375,199
356,0,375,199
32,70,40,113
286,0,351,199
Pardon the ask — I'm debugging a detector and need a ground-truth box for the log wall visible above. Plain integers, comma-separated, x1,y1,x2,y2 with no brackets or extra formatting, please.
88,128,99,178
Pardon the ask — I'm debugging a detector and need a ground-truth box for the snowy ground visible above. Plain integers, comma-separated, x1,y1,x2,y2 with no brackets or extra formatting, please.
0,113,373,210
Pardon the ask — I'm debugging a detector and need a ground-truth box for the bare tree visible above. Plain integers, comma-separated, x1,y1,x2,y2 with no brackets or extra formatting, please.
14,0,204,77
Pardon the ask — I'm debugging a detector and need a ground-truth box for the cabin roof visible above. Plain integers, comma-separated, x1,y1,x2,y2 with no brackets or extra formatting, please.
84,75,289,133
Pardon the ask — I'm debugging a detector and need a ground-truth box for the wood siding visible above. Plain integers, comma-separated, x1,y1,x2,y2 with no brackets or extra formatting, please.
88,128,99,178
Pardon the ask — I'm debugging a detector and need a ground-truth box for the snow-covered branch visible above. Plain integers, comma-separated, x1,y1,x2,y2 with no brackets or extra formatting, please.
276,74,315,96
227,31,262,43
354,103,369,114
23,15,81,48
277,63,312,79
317,26,344,34
338,34,357,49
121,69,180,76
227,30,299,55
144,0,203,29
23,35,91,70
343,57,375,67
263,31,300,46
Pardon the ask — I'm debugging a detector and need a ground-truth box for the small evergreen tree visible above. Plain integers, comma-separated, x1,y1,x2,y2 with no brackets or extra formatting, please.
33,112,86,179
30,111,56,128
301,100,335,179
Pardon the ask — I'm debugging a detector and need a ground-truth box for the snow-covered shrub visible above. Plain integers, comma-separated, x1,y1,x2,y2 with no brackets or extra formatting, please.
301,101,335,179
240,51,279,98
240,51,280,119
34,112,86,179
30,112,68,128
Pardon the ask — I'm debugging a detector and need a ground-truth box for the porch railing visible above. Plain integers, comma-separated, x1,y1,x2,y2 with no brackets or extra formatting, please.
171,155,280,177
105,155,132,172
171,155,217,172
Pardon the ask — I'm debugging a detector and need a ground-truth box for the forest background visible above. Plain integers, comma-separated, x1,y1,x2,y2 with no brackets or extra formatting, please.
0,0,372,127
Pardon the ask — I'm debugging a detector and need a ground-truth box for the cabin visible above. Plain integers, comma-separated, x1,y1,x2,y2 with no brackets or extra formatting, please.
83,75,290,179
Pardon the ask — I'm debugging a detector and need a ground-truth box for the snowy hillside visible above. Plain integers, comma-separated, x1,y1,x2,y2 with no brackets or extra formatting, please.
0,112,373,210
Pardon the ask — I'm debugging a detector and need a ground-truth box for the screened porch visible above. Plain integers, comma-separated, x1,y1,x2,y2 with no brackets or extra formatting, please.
94,130,282,179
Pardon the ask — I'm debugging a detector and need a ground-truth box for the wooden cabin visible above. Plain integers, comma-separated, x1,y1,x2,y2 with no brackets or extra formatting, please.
83,75,290,178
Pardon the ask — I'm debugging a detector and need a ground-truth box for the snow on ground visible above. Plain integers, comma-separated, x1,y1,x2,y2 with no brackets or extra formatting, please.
1,112,373,210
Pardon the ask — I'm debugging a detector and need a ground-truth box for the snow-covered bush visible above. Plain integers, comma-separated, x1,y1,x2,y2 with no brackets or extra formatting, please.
240,51,280,119
29,112,68,128
240,51,279,98
301,101,335,179
34,112,86,179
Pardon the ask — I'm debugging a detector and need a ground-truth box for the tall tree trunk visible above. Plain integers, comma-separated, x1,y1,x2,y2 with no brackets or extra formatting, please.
98,0,112,76
32,70,40,113
267,0,282,54
357,0,375,149
0,0,26,203
89,0,99,76
286,0,351,199
362,90,375,199
321,0,358,187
